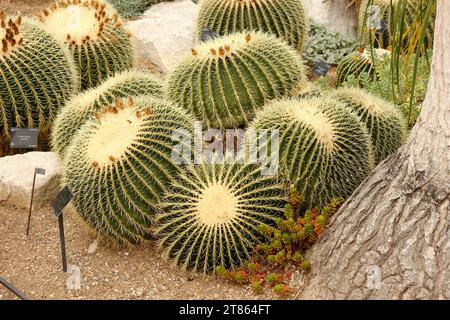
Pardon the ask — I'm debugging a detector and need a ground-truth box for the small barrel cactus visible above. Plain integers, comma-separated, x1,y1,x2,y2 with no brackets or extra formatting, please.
250,97,374,209
292,80,321,99
197,0,308,51
51,69,163,159
0,13,79,151
328,87,407,164
358,0,434,49
336,48,390,87
38,0,136,90
156,162,287,273
63,96,194,244
167,31,306,129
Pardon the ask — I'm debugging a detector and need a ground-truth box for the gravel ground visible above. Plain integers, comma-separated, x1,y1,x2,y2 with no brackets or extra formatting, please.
0,203,277,300
0,0,53,16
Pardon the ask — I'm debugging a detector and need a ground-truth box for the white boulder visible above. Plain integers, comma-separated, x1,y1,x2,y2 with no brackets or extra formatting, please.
303,0,356,37
0,152,62,209
126,0,198,74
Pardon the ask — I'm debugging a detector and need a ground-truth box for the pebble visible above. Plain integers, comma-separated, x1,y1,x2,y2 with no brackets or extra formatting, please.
87,240,98,254
66,265,81,291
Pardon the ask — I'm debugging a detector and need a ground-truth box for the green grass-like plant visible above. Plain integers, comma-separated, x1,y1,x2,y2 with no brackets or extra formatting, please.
156,161,287,273
250,97,374,209
358,0,435,49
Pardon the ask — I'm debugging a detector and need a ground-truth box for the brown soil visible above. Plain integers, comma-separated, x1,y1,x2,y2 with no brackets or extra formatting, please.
0,0,53,16
0,202,277,300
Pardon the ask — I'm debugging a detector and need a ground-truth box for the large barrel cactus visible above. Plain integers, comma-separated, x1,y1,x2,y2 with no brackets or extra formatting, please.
156,162,287,273
0,13,79,152
63,96,194,244
52,70,163,159
336,48,390,87
38,0,136,90
358,0,435,49
250,97,374,209
167,31,306,129
196,0,307,51
328,87,407,164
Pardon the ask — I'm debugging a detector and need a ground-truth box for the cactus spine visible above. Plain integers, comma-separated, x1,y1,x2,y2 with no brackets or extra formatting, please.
0,14,79,151
167,31,306,129
328,87,407,164
250,97,374,209
39,0,136,90
52,70,163,159
63,96,194,244
197,0,308,51
336,48,390,87
157,162,287,273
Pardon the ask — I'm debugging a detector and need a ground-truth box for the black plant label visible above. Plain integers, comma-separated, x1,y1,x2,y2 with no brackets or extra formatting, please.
52,186,73,217
10,128,38,149
313,60,331,77
200,28,220,42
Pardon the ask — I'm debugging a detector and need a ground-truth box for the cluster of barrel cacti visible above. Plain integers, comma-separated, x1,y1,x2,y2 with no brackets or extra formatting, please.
0,0,137,154
0,13,79,153
1,0,411,275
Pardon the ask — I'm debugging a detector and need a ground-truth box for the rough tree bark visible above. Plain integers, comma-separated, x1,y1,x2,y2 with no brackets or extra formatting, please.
298,0,450,300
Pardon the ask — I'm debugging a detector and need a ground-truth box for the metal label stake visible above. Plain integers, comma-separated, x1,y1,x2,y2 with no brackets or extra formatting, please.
51,186,73,273
0,277,29,300
26,168,46,236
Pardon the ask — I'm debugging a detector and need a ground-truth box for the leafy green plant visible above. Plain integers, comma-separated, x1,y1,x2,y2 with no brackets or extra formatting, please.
63,96,194,245
39,0,136,90
167,31,307,129
304,20,358,65
215,190,344,298
0,13,79,155
107,0,163,18
196,0,307,51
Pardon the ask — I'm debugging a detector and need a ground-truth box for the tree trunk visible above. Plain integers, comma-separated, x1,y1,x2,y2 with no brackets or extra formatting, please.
297,0,450,300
